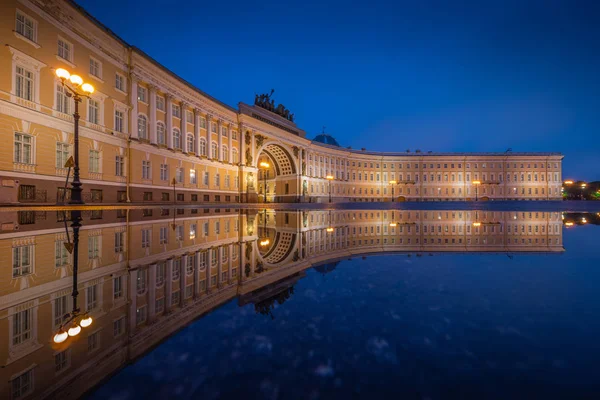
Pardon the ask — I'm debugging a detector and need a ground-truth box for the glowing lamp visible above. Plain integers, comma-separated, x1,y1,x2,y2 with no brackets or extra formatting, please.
68,323,81,337
69,74,83,86
581,218,587,224
472,180,481,185
259,161,270,168
563,180,573,185
259,239,270,246
326,227,334,232
81,83,94,94
472,222,481,227
565,222,574,226
389,222,397,227
581,183,587,188
80,316,93,328
326,175,334,180
389,180,397,185
55,68,70,80
53,330,68,344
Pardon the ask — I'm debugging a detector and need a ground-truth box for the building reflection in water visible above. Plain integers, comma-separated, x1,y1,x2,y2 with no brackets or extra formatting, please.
0,208,568,399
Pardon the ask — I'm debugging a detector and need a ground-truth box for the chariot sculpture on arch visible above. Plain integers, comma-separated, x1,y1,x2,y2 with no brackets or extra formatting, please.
254,89,295,122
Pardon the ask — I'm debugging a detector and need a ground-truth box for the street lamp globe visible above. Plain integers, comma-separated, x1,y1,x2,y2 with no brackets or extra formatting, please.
53,330,68,344
81,83,94,94
80,315,93,328
55,68,70,80
69,74,83,86
67,323,81,337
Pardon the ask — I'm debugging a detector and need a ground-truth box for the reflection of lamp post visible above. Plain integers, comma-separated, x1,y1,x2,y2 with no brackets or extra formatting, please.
581,183,587,200
259,209,270,245
389,180,397,202
172,177,177,204
326,175,334,203
53,211,93,343
55,68,95,205
326,210,334,232
259,161,270,203
389,210,397,227
472,180,481,201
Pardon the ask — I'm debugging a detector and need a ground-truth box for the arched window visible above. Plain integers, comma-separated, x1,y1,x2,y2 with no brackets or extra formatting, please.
199,138,207,156
232,149,238,164
173,128,181,150
211,141,218,159
138,115,148,140
222,145,228,161
186,134,194,154
157,122,166,145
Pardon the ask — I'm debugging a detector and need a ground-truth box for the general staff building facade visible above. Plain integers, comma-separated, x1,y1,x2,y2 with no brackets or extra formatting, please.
0,0,563,205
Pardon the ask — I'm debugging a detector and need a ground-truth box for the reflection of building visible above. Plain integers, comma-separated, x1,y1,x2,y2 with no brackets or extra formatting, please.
0,208,565,399
0,0,562,205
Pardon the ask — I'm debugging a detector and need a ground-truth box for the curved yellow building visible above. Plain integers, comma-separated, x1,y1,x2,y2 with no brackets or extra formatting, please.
0,0,563,204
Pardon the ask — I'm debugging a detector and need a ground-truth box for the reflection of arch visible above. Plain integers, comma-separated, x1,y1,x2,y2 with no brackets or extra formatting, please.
397,196,406,202
256,231,297,266
256,142,297,175
481,196,490,201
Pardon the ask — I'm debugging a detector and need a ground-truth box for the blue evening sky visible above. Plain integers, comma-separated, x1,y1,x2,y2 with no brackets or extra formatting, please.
77,0,600,180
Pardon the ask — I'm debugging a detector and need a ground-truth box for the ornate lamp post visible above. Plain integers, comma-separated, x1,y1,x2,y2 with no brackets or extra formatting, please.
259,161,270,203
53,211,93,343
259,209,270,246
472,180,481,201
389,180,397,202
55,68,94,204
326,210,334,232
326,175,334,203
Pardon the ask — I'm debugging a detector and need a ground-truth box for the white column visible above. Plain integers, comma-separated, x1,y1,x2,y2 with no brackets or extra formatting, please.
217,247,223,286
148,263,156,320
194,109,201,156
217,119,223,162
240,126,246,165
180,254,187,305
149,86,157,144
194,251,200,298
251,131,256,165
180,102,187,153
165,95,173,149
129,77,138,139
206,114,212,159
228,244,233,283
228,125,233,163
129,269,138,332
165,259,173,310
206,249,213,293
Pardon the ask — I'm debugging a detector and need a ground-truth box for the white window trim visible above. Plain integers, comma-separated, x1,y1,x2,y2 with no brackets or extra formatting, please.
86,91,107,127
112,99,129,134
14,9,40,48
53,78,74,116
88,55,104,83
13,132,35,166
115,72,127,95
56,35,75,68
137,86,148,104
9,46,46,107
156,96,165,112
7,303,42,363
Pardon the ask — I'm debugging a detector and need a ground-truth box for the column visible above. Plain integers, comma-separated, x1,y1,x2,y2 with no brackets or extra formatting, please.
206,249,212,293
165,259,173,311
217,247,223,286
228,125,233,163
149,86,157,144
129,77,138,139
180,254,187,306
165,95,173,149
194,109,201,156
180,102,187,153
148,263,157,321
240,125,246,164
194,251,200,298
206,114,212,159
217,119,223,162
129,269,138,332
240,241,246,282
228,244,233,283
251,131,256,165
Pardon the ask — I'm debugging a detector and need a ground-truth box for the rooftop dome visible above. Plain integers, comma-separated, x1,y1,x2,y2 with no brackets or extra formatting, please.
313,134,340,147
